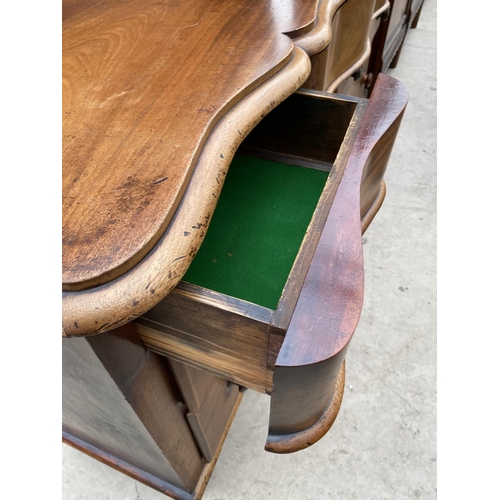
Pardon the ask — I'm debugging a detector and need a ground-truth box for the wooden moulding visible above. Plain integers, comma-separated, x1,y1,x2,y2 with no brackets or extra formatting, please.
135,90,365,395
361,180,386,234
291,0,345,55
326,40,371,94
62,0,368,335
383,0,410,72
331,2,391,98
136,284,277,394
63,0,325,293
373,0,391,20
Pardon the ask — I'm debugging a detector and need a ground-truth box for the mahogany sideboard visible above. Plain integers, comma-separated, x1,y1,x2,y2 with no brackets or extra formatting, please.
62,0,409,498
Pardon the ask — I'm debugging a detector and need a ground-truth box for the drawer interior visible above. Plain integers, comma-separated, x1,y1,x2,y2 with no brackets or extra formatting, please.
182,91,359,310
136,90,363,393
182,154,328,309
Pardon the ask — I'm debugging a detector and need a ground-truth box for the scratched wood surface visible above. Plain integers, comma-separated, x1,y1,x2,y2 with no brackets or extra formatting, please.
62,0,320,292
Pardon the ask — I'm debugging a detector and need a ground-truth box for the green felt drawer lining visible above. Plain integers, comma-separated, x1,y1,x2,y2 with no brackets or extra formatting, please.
182,154,329,310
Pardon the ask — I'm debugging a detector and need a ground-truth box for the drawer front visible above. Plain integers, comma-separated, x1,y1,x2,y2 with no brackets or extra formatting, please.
137,75,409,454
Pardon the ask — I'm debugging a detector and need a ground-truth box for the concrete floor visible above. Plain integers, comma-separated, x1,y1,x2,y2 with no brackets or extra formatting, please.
62,1,437,498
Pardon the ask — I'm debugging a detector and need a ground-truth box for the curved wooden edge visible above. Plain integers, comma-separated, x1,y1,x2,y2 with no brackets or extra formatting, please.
62,47,311,337
373,0,391,20
265,361,345,454
326,40,371,93
361,180,386,234
277,73,408,368
265,74,408,452
62,44,295,294
293,0,345,55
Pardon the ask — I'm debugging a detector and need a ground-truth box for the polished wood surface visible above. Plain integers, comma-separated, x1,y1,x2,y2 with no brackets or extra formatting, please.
136,283,277,394
63,0,319,292
299,0,375,91
265,361,345,453
134,91,363,396
63,322,243,498
64,390,243,500
62,47,310,336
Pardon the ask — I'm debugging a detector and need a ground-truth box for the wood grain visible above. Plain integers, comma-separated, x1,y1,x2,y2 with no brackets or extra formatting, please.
64,389,243,500
63,0,316,292
276,74,408,368
135,283,277,394
132,92,363,396
62,47,310,336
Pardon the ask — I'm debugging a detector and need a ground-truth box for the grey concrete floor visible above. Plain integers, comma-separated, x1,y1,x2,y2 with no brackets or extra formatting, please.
62,1,437,498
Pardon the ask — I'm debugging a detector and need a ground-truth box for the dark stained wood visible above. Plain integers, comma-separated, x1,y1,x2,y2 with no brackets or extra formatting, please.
63,432,194,500
62,0,392,337
241,90,358,166
62,323,205,492
185,380,240,462
131,77,408,454
276,74,408,367
266,74,408,445
361,180,386,233
248,92,367,331
409,0,424,28
168,358,214,412
383,0,410,71
133,92,363,396
367,0,392,96
265,361,345,453
333,3,389,97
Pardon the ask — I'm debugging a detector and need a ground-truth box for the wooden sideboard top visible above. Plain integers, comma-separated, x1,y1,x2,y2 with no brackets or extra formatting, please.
61,0,368,337
62,0,323,292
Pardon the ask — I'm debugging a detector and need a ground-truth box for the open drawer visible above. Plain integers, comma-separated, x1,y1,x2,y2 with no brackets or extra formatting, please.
134,74,408,454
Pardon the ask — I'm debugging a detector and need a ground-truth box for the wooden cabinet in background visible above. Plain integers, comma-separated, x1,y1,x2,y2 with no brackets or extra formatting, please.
367,0,425,92
310,0,426,98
